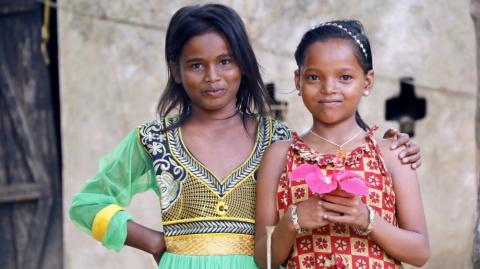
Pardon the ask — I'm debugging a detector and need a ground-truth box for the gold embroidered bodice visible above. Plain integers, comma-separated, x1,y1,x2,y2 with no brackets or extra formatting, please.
138,115,291,255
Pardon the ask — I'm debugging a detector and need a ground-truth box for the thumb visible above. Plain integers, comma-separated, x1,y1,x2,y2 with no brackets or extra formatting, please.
383,128,399,139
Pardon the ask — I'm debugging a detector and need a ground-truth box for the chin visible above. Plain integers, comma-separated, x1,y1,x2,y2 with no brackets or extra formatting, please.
204,102,234,112
194,94,237,112
315,115,341,123
314,111,355,124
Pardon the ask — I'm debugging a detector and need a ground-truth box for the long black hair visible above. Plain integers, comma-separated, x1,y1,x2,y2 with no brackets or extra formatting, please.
294,20,373,131
157,4,269,130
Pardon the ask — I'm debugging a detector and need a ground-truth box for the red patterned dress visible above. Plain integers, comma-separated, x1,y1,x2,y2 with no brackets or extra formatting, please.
276,127,403,269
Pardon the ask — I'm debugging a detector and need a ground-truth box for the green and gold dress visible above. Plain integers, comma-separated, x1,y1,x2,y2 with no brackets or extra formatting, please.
69,115,291,268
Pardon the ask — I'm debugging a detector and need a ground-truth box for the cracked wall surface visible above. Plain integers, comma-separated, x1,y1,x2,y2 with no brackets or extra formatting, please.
59,1,477,268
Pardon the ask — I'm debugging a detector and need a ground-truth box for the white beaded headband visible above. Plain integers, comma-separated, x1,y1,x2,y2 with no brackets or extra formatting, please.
315,22,368,59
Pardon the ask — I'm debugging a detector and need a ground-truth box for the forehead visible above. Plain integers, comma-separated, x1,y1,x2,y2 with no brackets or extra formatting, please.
180,31,232,60
303,38,362,69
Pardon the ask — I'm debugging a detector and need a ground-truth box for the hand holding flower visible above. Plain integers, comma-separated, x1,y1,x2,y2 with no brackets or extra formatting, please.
292,196,339,230
289,164,369,196
320,191,371,231
289,164,371,230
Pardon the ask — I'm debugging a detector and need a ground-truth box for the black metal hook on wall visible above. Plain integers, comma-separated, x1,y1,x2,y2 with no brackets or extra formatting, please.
385,77,427,137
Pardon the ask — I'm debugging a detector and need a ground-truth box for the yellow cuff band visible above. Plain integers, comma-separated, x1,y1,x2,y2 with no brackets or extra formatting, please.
92,204,124,241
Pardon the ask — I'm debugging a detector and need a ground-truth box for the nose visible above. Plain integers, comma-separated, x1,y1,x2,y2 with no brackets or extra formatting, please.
205,65,220,83
321,79,336,94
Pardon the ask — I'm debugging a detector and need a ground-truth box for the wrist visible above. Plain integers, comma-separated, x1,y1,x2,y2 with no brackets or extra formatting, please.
287,205,306,234
148,231,165,256
354,205,375,236
280,207,295,233
361,205,370,230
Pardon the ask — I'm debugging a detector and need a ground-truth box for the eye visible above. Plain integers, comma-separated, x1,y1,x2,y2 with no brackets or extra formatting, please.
220,58,232,65
190,63,203,70
307,74,320,81
340,75,352,81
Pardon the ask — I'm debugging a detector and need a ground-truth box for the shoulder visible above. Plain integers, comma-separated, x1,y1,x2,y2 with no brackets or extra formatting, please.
260,139,291,174
375,137,395,155
375,137,398,166
375,137,413,179
261,116,292,143
257,139,291,186
137,116,178,150
138,115,181,134
138,116,177,131
138,118,160,131
265,139,292,157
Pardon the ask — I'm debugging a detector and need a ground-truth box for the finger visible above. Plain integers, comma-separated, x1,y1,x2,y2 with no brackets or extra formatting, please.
321,195,355,206
308,209,339,225
383,128,399,139
401,141,420,155
398,146,411,159
399,146,420,164
411,160,421,169
328,189,354,198
318,211,342,224
320,200,351,214
393,132,411,150
401,155,420,165
323,214,350,224
321,210,342,217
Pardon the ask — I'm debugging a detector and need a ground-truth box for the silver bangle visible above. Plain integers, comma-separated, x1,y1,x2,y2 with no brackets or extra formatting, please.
289,205,305,234
354,205,375,236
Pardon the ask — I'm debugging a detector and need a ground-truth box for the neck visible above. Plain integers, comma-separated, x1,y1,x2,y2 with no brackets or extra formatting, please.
187,104,241,126
310,117,364,145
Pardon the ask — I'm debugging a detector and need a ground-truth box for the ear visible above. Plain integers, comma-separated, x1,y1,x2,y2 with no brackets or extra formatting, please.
169,61,182,84
363,70,374,96
294,69,301,95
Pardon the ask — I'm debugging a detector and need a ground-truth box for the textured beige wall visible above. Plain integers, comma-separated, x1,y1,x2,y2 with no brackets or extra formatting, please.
60,0,477,268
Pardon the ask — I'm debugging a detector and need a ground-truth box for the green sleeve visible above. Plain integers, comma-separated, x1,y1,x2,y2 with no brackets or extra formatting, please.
69,127,156,252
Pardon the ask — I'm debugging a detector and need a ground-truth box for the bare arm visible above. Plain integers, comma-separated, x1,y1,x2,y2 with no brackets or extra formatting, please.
322,139,430,266
372,139,430,265
125,221,166,263
254,141,295,269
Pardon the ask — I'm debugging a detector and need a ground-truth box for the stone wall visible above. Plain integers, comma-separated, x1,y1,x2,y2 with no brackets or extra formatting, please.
60,0,477,268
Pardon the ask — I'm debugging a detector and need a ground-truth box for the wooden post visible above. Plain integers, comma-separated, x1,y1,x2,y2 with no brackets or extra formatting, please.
471,0,480,267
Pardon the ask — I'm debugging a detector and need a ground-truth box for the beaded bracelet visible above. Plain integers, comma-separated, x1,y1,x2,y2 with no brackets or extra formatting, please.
354,205,375,236
289,205,306,234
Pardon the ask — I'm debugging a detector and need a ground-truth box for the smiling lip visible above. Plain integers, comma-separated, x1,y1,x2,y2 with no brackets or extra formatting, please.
318,100,342,107
204,87,225,97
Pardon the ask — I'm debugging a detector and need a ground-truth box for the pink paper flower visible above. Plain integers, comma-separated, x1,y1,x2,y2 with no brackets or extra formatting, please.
289,164,369,196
